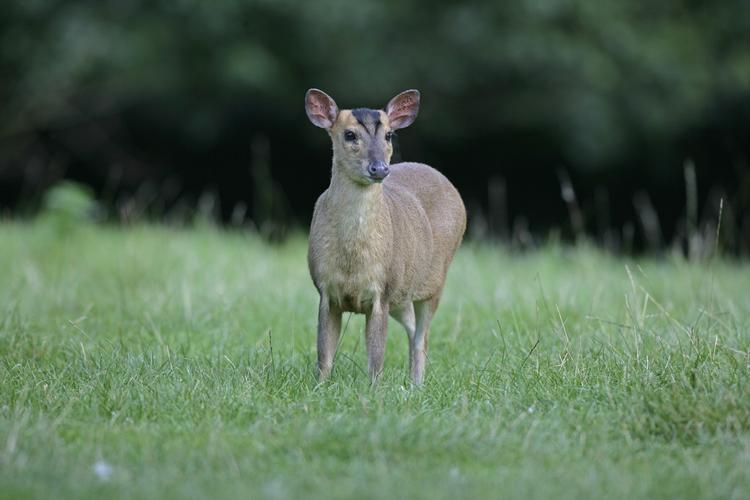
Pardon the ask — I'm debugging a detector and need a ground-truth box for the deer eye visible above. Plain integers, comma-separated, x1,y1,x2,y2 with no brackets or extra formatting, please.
344,130,356,141
385,131,394,142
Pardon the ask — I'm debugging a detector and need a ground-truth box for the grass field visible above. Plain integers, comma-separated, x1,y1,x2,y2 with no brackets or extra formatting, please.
1,220,749,499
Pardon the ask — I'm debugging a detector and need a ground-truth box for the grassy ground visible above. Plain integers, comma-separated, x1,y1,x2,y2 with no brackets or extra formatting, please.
1,220,749,499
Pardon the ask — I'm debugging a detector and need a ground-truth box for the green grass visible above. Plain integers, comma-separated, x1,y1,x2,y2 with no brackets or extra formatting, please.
1,220,749,499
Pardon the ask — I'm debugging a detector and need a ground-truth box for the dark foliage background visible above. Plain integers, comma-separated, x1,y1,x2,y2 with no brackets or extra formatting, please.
1,0,749,253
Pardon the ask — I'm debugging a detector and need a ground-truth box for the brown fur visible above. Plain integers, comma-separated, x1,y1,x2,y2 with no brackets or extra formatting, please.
305,89,466,384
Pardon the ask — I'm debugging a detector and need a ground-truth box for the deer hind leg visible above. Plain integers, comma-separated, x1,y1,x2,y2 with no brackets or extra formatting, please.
411,296,440,385
391,303,417,376
391,303,416,340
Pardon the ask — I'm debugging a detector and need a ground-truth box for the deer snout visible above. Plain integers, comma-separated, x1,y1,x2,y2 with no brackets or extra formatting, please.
367,160,390,181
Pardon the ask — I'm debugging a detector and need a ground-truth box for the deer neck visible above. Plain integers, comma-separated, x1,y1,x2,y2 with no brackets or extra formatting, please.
328,160,389,249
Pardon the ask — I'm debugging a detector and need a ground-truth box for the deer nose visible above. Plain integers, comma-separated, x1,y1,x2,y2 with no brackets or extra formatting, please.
367,161,390,181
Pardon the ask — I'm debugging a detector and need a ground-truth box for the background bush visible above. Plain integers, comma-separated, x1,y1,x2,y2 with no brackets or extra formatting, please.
1,0,748,251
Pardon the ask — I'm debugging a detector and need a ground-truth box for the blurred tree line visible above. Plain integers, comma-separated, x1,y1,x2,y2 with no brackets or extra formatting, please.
1,0,749,253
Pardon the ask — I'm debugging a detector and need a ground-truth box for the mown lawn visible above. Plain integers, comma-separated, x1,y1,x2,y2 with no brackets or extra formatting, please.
1,220,749,499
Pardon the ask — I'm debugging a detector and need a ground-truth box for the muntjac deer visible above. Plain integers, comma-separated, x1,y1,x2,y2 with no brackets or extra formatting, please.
305,89,466,385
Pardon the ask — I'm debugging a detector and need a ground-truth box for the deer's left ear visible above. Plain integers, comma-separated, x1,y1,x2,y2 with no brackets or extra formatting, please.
386,90,420,130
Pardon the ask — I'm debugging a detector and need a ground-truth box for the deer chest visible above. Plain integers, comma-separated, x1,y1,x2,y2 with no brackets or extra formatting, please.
311,228,388,313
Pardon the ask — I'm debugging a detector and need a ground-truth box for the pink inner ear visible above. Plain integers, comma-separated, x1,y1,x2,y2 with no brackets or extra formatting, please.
309,100,327,119
387,92,419,129
390,108,413,124
391,95,417,116
306,91,337,127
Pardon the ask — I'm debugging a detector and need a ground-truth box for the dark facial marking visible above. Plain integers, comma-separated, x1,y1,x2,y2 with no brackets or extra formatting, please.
351,108,381,136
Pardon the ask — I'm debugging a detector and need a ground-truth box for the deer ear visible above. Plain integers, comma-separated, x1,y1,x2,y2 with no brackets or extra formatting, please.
305,89,339,129
386,89,420,130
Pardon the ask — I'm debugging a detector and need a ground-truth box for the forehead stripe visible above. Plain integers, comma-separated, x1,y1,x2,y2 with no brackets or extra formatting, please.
351,108,381,135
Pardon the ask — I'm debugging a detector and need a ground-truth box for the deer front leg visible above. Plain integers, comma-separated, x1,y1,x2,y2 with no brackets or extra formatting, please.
365,298,389,384
317,296,342,381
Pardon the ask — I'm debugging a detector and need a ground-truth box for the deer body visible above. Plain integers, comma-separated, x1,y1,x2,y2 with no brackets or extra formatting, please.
305,90,466,384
